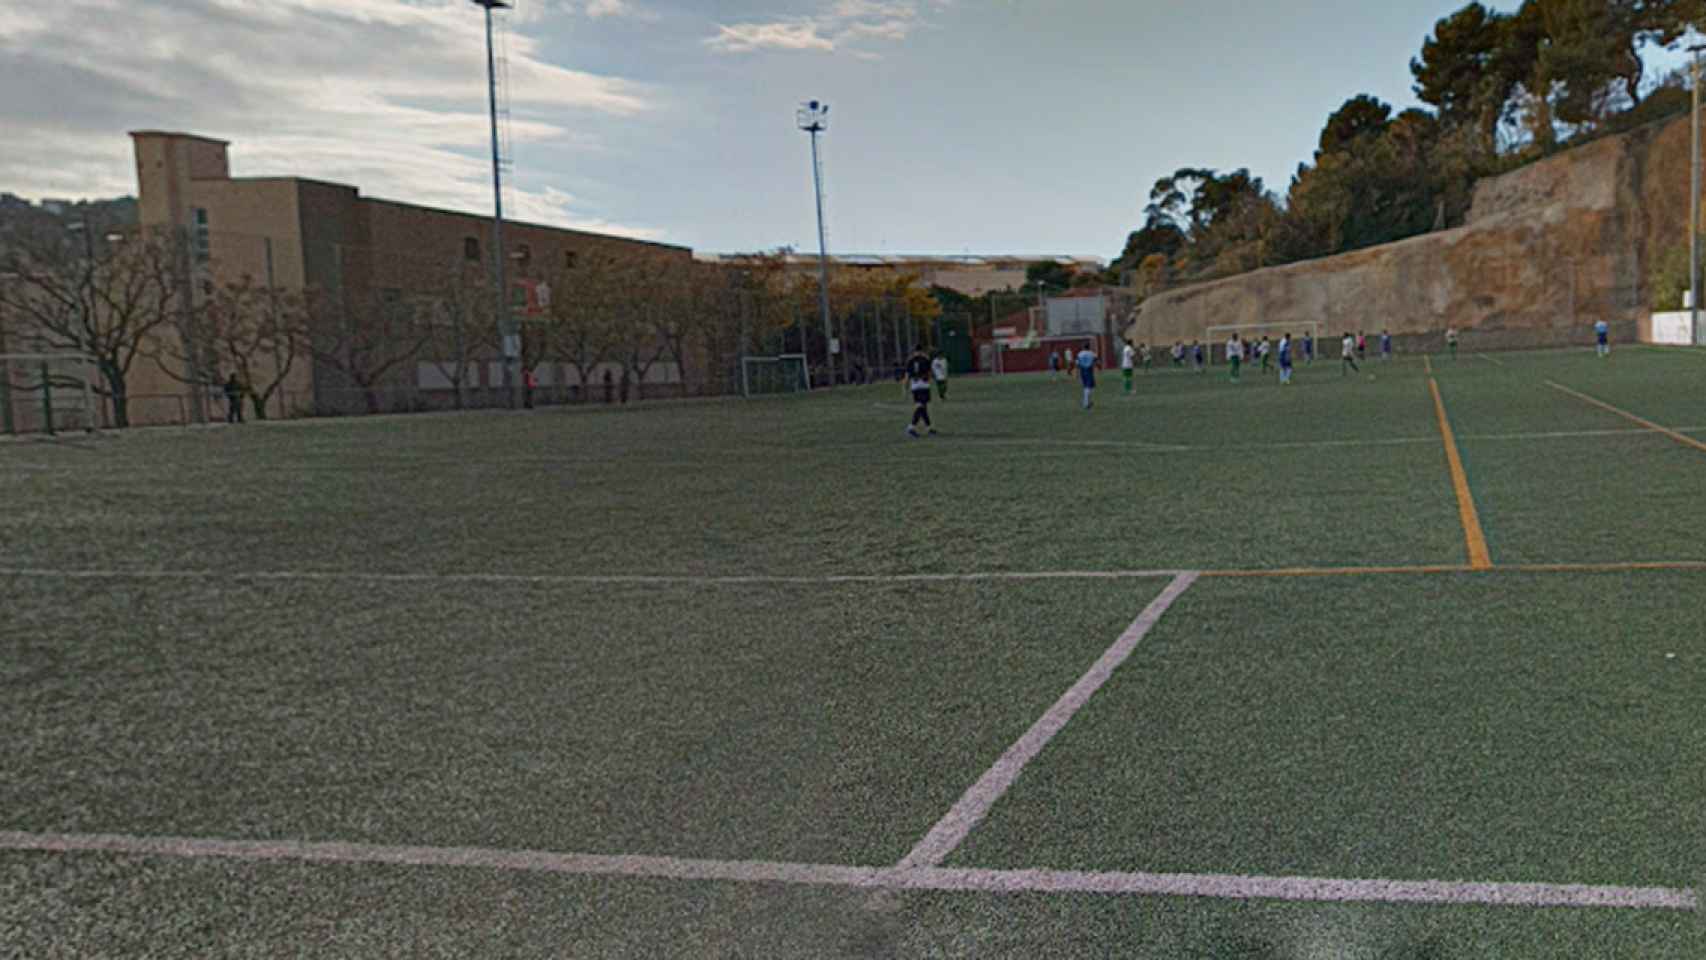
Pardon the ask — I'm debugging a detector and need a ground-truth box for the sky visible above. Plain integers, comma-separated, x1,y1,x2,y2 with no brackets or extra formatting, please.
0,0,1640,258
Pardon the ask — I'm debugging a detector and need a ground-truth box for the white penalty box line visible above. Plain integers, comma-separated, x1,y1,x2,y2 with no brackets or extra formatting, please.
0,568,1190,587
898,571,1200,869
0,831,1692,912
4,569,1698,913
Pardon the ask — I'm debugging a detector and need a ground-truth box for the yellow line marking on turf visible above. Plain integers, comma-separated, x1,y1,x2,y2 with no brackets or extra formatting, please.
1428,377,1492,570
1202,565,1473,579
1202,561,1706,579
1546,381,1706,456
1423,355,1433,375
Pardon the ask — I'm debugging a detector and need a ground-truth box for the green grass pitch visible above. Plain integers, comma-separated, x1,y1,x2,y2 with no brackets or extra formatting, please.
2,345,1703,956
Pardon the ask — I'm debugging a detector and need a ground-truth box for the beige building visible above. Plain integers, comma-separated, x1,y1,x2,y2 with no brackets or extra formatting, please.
127,131,692,422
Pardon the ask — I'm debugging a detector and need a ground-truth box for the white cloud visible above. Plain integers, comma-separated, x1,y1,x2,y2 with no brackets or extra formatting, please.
0,0,660,237
706,21,836,54
705,0,946,56
583,0,648,19
507,0,657,24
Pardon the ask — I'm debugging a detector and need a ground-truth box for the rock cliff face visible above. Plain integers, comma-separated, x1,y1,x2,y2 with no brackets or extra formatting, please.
1127,115,1694,351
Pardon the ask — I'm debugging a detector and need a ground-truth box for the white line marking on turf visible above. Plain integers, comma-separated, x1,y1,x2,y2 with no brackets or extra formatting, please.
0,831,1692,912
0,568,1187,587
1477,353,1507,366
896,571,1201,870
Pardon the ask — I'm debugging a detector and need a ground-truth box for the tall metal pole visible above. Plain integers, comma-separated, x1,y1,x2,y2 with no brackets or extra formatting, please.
799,102,834,385
809,127,833,380
475,0,516,408
1692,47,1704,345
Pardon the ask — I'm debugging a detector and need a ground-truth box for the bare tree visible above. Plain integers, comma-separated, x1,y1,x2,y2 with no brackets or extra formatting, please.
613,259,675,398
550,258,619,401
306,283,433,415
0,226,183,428
151,274,309,420
423,262,493,410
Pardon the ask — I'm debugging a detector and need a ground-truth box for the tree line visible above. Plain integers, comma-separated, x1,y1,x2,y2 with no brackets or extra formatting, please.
1117,0,1706,292
0,225,947,426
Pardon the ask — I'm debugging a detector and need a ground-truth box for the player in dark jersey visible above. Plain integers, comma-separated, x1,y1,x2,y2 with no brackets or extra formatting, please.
905,348,935,438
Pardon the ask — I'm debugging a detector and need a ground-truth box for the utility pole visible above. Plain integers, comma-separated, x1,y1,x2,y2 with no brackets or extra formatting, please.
472,0,518,408
797,101,834,385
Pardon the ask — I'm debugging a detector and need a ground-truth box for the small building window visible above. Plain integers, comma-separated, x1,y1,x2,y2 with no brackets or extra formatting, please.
564,250,578,270
192,207,211,265
464,237,480,261
515,243,531,266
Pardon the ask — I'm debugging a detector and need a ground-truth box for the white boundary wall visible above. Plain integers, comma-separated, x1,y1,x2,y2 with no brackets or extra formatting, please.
1647,312,1697,346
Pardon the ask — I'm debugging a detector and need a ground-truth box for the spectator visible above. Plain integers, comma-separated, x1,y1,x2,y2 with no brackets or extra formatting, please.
222,373,244,424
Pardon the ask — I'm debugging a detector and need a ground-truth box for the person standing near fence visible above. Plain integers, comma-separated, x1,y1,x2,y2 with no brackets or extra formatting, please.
931,350,949,400
1342,332,1360,376
223,373,244,424
1121,340,1136,395
1225,334,1243,383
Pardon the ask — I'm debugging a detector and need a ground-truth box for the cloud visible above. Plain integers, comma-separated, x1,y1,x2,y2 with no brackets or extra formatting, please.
705,0,947,56
583,0,650,19
0,0,660,236
706,21,835,54
509,0,657,24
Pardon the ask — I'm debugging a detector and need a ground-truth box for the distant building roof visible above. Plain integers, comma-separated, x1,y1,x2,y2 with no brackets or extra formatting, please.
698,252,1106,268
129,130,231,146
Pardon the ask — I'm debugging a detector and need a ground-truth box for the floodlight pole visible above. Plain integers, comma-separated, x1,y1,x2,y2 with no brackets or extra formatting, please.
1692,45,1704,345
473,0,518,409
798,101,834,384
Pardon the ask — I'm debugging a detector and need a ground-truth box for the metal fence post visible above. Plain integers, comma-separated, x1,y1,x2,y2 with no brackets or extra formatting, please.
40,360,54,436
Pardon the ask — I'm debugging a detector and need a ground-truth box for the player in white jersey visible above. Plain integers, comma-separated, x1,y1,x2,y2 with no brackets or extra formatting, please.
1076,346,1099,409
1121,341,1136,395
1341,332,1360,376
931,351,950,400
1226,334,1244,383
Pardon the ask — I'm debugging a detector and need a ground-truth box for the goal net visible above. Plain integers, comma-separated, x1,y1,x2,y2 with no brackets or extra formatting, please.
1204,322,1325,364
0,354,100,435
741,353,811,397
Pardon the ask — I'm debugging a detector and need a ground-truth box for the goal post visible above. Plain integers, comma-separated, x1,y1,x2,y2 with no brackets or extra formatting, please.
740,353,811,398
1204,322,1325,364
0,353,100,436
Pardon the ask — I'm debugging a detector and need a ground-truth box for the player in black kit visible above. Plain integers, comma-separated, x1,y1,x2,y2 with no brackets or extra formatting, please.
905,348,935,438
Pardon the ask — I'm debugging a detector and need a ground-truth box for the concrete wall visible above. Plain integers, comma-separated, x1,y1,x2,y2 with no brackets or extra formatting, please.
1127,114,1696,352
1646,311,1697,345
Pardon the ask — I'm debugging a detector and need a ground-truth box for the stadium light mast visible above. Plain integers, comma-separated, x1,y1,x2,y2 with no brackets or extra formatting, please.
472,0,518,409
797,101,834,380
1691,43,1705,345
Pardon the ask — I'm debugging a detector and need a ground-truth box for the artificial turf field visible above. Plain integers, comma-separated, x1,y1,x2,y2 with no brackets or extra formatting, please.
2,345,1704,957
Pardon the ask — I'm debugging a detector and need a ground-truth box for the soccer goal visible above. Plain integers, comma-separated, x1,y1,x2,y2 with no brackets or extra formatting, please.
1204,322,1325,364
0,353,100,435
741,353,811,397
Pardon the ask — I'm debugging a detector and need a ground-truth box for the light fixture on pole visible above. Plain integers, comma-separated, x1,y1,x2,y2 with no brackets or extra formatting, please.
797,100,834,383
471,0,518,408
